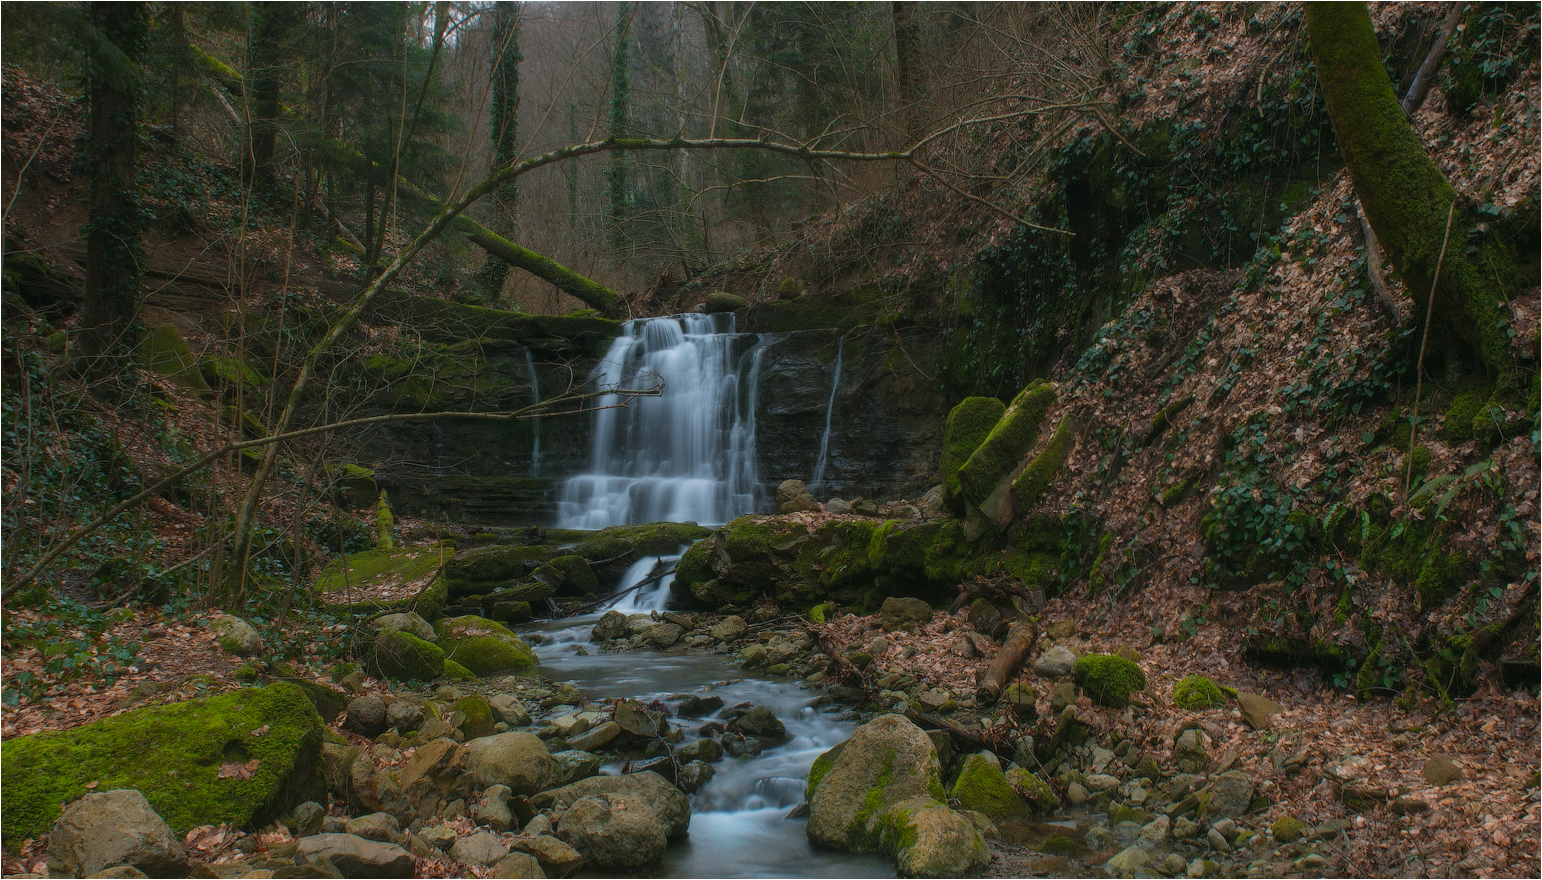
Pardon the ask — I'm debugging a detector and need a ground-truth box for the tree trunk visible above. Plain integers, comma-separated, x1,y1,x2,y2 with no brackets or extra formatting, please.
243,2,300,186
606,2,633,250
475,1,523,299
1306,2,1522,383
977,621,1037,703
76,1,147,386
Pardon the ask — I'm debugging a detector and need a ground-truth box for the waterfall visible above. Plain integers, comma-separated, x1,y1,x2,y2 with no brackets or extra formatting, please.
808,333,845,494
557,313,762,528
524,350,542,478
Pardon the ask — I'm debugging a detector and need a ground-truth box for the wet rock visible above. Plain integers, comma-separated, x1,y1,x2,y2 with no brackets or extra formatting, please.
673,693,726,717
47,790,188,878
678,760,716,793
550,750,601,785
807,714,941,852
1236,692,1282,731
615,699,668,739
678,738,725,762
294,833,415,878
728,705,787,742
591,611,631,642
344,812,400,843
565,722,620,753
1422,754,1463,785
1034,645,1078,678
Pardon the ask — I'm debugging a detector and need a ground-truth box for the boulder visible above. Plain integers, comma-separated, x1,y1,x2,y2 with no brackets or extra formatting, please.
1033,645,1078,678
370,612,437,644
1203,771,1255,822
436,615,539,675
956,381,1056,508
533,555,599,598
386,699,426,733
726,705,786,742
373,631,446,681
550,750,602,785
344,812,401,843
555,795,667,869
451,830,510,867
2,684,323,841
939,397,1008,515
615,699,668,739
879,596,933,630
708,616,748,642
775,479,808,505
566,722,621,753
806,714,942,852
780,493,823,513
642,622,684,648
463,732,562,796
314,543,453,621
1106,844,1153,877
452,695,497,740
949,753,1032,822
344,695,388,738
540,771,690,839
294,833,415,878
504,834,583,876
1070,653,1147,708
880,796,992,877
678,760,716,793
852,498,881,516
209,613,263,657
1172,675,1227,710
47,789,188,878
702,291,748,313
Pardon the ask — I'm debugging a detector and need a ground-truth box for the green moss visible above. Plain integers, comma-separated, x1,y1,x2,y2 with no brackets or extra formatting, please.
950,754,1033,822
314,542,452,619
199,355,270,393
1010,415,1076,513
1008,767,1058,812
1143,395,1194,445
435,615,538,676
375,491,396,550
442,659,474,680
1110,803,1154,825
809,602,834,625
451,695,496,739
0,683,323,840
372,631,444,682
848,749,898,849
534,554,599,597
1440,392,1486,444
1071,653,1147,708
1037,835,1077,855
142,324,213,394
1172,675,1227,709
957,382,1056,505
940,396,1008,514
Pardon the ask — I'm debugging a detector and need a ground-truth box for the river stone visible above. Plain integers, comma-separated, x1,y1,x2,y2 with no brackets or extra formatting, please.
1106,844,1153,876
566,722,621,753
47,789,188,878
1236,692,1282,730
462,732,562,795
678,738,724,762
643,622,684,648
1422,754,1463,785
386,699,425,733
883,796,991,877
451,829,510,867
1034,645,1078,677
209,612,263,657
949,753,1031,822
727,705,786,741
826,498,853,514
489,694,532,727
540,772,690,839
555,795,666,868
475,784,515,832
373,631,446,681
678,760,716,793
852,498,880,516
550,749,602,785
505,834,583,875
296,833,414,877
491,851,547,878
709,615,748,641
346,694,389,737
1174,728,1208,774
878,596,932,631
807,714,942,852
344,811,400,842
615,699,668,739
591,610,630,642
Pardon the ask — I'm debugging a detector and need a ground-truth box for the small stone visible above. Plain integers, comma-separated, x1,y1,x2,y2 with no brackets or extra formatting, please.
1049,681,1077,713
1066,782,1091,805
1295,853,1327,870
209,613,263,657
1312,818,1352,839
1105,844,1152,876
344,812,401,842
489,695,532,727
1272,814,1307,842
386,700,425,733
678,760,716,793
291,801,326,837
490,851,546,878
1034,645,1078,677
1137,814,1170,846
1085,824,1115,851
345,695,388,738
775,479,807,505
1422,754,1463,785
1236,692,1282,730
1172,816,1201,839
1162,853,1189,876
709,616,748,641
1085,773,1120,793
419,825,458,851
1391,794,1430,815
826,498,853,514
1174,728,1208,774
475,784,515,832
1186,857,1217,878
1206,827,1231,853
450,830,509,868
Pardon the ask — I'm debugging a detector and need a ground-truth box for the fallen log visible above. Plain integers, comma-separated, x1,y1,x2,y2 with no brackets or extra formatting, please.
977,620,1038,703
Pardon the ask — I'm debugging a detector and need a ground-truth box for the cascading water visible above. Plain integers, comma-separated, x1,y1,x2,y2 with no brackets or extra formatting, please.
809,332,845,494
557,313,763,528
523,351,542,478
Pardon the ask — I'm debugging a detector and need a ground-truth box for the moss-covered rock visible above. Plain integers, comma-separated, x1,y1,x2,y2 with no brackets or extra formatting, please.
806,714,946,853
1173,675,1228,710
957,381,1056,508
534,555,599,597
949,754,1033,822
1071,653,1147,708
1440,392,1486,444
435,615,538,676
314,542,452,620
1007,767,1058,812
940,397,1007,515
877,796,992,877
372,631,445,682
451,695,496,739
1009,415,1076,514
1,683,324,840
327,463,378,508
142,324,213,395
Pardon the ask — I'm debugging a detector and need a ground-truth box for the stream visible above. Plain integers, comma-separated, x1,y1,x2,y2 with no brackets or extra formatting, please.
521,556,893,879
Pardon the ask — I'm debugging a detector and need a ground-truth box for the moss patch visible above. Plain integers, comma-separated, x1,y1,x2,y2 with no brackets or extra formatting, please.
1071,653,1147,708
435,615,538,676
950,754,1032,822
958,381,1056,506
0,683,323,840
314,542,453,619
372,631,445,682
1010,415,1076,514
940,396,1008,514
142,324,213,394
1173,674,1228,709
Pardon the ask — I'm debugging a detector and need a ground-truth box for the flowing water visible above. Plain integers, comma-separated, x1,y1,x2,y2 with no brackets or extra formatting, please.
556,314,765,529
524,563,892,878
808,333,845,495
524,351,543,479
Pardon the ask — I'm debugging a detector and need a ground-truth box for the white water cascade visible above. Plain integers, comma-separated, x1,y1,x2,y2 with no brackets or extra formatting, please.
523,351,542,478
557,313,764,528
808,332,845,493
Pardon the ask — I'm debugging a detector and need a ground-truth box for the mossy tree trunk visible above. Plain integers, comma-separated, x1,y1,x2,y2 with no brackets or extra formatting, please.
474,1,523,300
76,1,148,387
1306,2,1523,384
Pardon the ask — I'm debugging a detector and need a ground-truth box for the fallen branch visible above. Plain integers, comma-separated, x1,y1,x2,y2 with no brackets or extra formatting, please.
977,620,1038,703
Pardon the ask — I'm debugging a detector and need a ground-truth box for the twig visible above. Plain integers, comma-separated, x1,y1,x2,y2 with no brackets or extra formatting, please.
1405,202,1458,501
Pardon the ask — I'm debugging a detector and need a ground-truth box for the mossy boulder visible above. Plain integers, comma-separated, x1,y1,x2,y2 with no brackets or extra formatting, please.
314,542,453,619
142,324,213,395
1007,767,1058,812
1440,392,1486,444
806,714,946,853
435,615,538,676
451,695,497,740
327,464,379,508
372,631,445,682
1008,415,1076,515
957,381,1056,508
949,753,1032,822
534,555,600,597
940,397,1007,515
702,291,748,313
1,683,324,840
1173,675,1228,710
1071,653,1147,708
877,796,992,877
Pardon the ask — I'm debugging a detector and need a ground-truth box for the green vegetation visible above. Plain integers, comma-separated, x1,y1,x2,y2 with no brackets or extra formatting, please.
940,396,1007,514
1071,653,1147,708
957,382,1056,505
1173,674,1228,709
